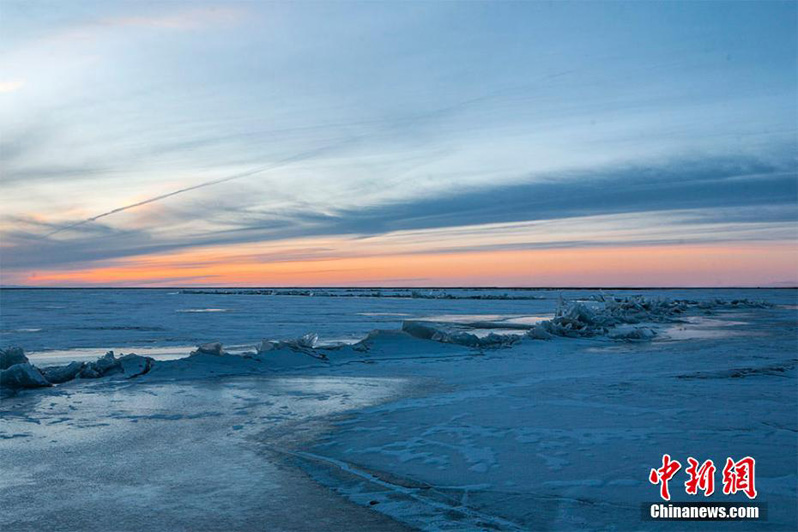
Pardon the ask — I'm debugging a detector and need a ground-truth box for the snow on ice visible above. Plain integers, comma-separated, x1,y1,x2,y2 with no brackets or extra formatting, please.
1,291,795,530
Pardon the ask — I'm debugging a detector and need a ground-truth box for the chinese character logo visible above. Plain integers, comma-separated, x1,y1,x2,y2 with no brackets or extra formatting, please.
650,455,757,500
649,454,682,501
722,456,757,499
685,457,716,496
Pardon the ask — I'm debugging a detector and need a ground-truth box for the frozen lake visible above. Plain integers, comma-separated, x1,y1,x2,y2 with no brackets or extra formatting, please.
1,375,413,531
2,288,564,363
2,288,793,362
1,288,796,530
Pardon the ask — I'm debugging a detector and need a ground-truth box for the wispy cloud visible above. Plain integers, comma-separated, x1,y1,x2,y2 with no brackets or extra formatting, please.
38,5,247,45
0,1,795,286
98,7,245,31
42,140,349,238
0,80,25,93
2,154,795,276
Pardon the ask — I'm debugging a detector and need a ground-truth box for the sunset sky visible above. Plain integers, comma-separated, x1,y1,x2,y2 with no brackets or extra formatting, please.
1,1,796,287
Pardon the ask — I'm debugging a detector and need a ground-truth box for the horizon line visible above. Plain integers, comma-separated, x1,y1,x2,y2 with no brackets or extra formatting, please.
1,286,795,290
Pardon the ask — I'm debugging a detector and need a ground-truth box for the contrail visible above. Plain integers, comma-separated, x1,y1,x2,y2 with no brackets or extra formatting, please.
43,69,577,239
43,141,347,238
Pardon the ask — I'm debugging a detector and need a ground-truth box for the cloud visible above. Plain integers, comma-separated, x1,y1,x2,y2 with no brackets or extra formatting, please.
50,6,246,42
2,153,795,275
96,6,245,32
41,140,352,237
174,154,795,246
323,156,797,235
0,80,24,93
0,5,246,105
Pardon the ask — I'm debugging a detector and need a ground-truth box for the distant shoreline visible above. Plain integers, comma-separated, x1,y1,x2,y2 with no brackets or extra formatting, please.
1,286,796,290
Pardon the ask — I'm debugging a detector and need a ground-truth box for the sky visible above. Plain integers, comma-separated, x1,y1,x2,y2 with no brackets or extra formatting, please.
0,0,796,287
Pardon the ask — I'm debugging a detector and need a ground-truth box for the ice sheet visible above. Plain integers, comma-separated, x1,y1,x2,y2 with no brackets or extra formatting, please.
1,288,796,530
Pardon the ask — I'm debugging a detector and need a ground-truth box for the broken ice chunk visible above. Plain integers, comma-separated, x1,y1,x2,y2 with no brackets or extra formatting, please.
42,361,85,384
1,363,51,389
0,346,28,370
192,342,225,356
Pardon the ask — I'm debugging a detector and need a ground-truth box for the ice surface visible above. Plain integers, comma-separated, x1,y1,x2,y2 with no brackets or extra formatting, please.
0,376,411,532
303,303,796,530
3,288,784,363
1,289,795,530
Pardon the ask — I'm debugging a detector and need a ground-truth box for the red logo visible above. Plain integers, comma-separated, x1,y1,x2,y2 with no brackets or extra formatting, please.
722,456,757,499
649,454,682,501
650,455,756,500
685,458,716,496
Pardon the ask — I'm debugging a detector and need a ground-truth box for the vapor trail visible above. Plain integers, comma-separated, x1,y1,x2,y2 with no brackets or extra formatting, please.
43,69,576,239
43,142,346,238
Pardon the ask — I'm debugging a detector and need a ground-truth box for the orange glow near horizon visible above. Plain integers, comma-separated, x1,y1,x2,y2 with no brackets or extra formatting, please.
14,242,798,287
